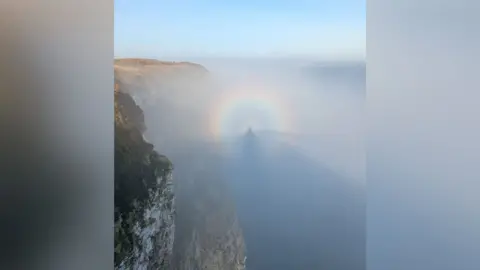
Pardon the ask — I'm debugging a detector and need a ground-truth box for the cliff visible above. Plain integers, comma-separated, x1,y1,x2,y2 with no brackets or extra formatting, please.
114,58,213,143
114,58,246,270
114,85,175,269
114,58,209,102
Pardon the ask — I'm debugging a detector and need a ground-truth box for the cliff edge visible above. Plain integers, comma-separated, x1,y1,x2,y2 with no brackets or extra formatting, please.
114,58,246,270
114,84,175,269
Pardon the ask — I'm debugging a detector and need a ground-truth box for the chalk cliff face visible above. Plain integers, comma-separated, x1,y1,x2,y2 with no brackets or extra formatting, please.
114,85,175,269
114,58,246,270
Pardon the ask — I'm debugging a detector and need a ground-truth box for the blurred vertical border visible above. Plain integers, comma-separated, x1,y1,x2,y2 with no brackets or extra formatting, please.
0,0,113,269
367,0,480,269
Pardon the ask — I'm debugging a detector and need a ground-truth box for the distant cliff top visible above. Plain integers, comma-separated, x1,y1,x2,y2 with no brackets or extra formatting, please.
114,58,210,98
114,58,209,73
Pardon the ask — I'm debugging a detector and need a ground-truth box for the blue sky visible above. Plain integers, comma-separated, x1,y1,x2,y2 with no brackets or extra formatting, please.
115,0,365,59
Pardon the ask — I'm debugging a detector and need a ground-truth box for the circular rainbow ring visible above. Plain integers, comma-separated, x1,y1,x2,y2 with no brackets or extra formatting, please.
208,81,294,139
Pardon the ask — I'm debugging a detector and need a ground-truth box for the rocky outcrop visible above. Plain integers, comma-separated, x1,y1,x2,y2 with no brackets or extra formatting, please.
114,58,246,270
114,86,175,269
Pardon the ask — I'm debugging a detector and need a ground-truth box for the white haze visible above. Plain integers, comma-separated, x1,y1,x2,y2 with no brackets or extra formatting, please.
368,0,480,269
139,57,365,182
131,57,365,269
